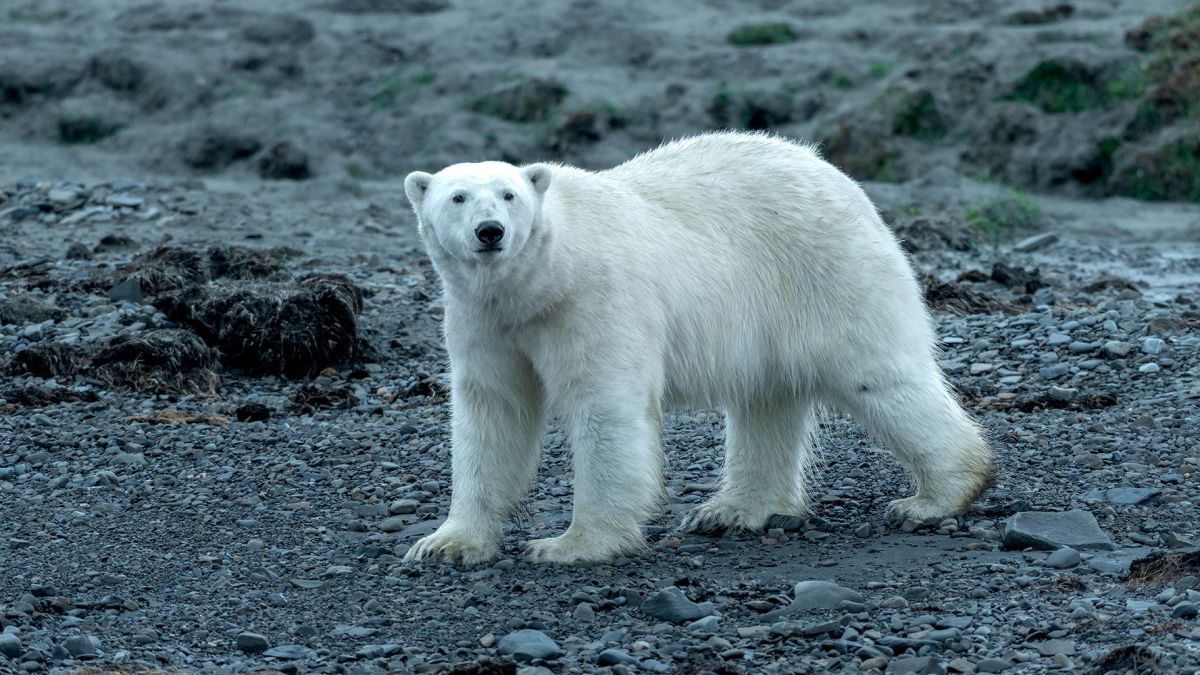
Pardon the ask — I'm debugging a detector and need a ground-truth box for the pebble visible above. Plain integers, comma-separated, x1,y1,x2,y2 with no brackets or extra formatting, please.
1013,232,1058,252
62,635,100,658
236,632,270,653
1038,363,1070,379
0,633,22,659
378,516,408,533
1103,340,1132,357
1003,510,1115,551
262,644,314,659
887,654,946,674
976,657,1012,673
1082,487,1163,505
497,629,562,662
1036,639,1075,656
785,579,864,612
640,587,710,623
388,498,419,514
597,648,638,666
1142,337,1165,354
1138,363,1160,374
1045,547,1082,569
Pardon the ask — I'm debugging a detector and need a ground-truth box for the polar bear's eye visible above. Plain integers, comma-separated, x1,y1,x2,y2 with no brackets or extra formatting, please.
452,194,465,204
503,192,514,201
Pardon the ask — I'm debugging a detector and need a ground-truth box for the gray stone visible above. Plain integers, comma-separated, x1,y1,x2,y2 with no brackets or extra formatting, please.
1142,337,1165,354
497,629,562,662
62,635,100,658
787,580,864,612
687,615,720,632
1039,363,1070,380
106,194,144,208
1036,639,1075,656
1045,547,1082,569
236,632,269,653
378,516,408,533
1048,386,1077,402
1087,548,1151,575
0,633,22,659
1172,603,1198,619
1013,232,1058,252
262,644,314,659
977,658,1012,673
388,498,419,515
1081,487,1163,505
107,278,144,304
1003,510,1115,551
597,648,638,666
1103,340,1132,357
887,654,946,674
641,587,709,623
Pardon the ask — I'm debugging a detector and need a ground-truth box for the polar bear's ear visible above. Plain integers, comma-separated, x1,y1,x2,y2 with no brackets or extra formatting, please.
404,171,434,210
522,164,552,197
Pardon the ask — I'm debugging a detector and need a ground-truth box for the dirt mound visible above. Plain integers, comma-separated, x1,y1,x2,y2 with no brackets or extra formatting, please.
0,296,65,324
922,276,1014,315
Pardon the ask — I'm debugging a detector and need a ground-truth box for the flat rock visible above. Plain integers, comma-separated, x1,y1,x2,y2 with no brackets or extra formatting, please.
788,580,865,612
62,635,101,658
236,632,269,653
1081,487,1163,505
1045,546,1082,569
641,586,710,623
1013,232,1058,252
1087,548,1152,575
888,654,946,674
497,629,562,662
263,644,314,659
1036,639,1075,656
1003,510,1115,551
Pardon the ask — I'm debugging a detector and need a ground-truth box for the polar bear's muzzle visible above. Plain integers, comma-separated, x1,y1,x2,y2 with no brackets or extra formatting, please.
474,220,505,252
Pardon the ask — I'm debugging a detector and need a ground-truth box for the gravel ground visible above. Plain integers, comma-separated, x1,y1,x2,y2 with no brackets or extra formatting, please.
1,178,1198,675
2,0,1200,673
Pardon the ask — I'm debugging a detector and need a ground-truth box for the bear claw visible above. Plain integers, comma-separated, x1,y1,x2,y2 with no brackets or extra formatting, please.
403,530,498,566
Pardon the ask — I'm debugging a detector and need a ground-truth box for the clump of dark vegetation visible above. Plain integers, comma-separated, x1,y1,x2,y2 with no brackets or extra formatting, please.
57,113,123,144
922,276,1014,315
992,392,1118,413
256,141,312,180
235,402,272,422
821,123,904,182
1111,134,1200,202
964,191,1042,237
1088,644,1160,675
0,385,99,408
987,262,1045,294
156,275,366,378
470,77,568,123
709,86,793,131
1008,59,1135,113
1127,550,1200,586
727,23,797,46
0,296,65,324
3,342,87,379
92,329,219,395
118,244,294,296
892,215,976,253
1125,6,1200,135
1006,3,1075,25
888,88,948,140
288,383,357,414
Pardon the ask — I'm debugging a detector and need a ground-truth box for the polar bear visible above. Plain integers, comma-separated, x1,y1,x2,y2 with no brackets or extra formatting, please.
401,131,993,565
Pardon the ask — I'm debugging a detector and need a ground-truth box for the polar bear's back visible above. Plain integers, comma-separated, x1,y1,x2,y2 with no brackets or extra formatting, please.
568,132,933,406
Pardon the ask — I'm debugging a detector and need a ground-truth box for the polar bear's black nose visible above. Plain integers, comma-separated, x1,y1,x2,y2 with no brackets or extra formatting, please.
475,221,505,246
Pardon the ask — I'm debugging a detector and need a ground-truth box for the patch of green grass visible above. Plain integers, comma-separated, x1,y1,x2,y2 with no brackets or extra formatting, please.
964,191,1041,237
832,73,855,89
368,68,437,109
1112,138,1200,202
727,23,797,46
1010,60,1105,113
470,77,568,123
890,89,948,140
346,162,368,181
869,62,892,78
57,116,122,144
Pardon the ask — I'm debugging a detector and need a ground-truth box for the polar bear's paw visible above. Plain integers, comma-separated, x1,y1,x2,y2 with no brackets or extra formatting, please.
403,526,499,566
680,500,778,535
887,495,957,523
525,527,640,564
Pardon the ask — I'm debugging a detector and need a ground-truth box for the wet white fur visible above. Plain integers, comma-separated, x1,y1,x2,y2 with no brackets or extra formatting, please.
402,131,993,565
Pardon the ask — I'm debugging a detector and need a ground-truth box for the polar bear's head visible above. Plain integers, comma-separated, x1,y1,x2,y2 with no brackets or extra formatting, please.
404,161,552,265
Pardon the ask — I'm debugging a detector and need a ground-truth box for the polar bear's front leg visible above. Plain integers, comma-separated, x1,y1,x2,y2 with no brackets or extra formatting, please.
404,357,544,566
526,394,664,564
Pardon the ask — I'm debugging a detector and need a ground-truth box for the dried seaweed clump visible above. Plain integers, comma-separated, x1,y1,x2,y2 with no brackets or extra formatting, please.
922,275,1013,315
156,275,365,378
288,383,357,414
92,329,219,395
118,244,295,296
3,342,88,379
1127,550,1200,586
